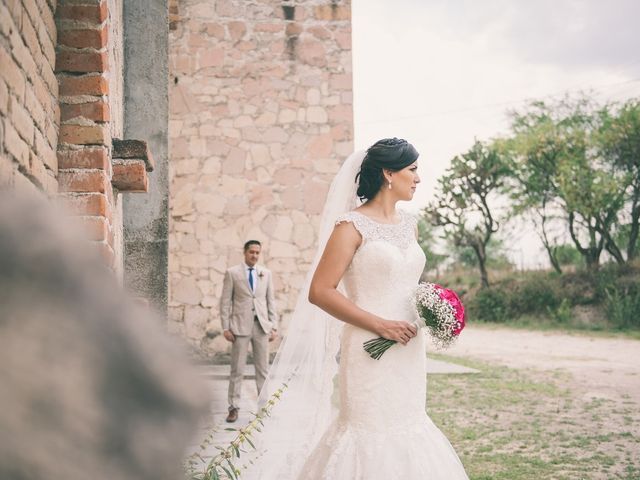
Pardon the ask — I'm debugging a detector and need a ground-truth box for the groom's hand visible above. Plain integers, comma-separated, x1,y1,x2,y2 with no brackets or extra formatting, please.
223,330,235,342
269,330,278,342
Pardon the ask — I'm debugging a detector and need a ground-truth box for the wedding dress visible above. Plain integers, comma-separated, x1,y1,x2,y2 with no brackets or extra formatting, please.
296,210,469,479
241,150,468,479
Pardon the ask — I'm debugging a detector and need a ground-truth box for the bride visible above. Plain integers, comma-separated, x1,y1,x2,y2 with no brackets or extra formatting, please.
242,138,469,479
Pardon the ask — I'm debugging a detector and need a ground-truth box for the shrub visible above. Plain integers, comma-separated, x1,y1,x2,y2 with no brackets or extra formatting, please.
507,275,561,314
443,260,640,331
468,287,509,322
604,285,640,329
547,298,573,324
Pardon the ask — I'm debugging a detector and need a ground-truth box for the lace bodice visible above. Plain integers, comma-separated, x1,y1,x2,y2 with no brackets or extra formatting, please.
335,210,417,249
335,210,425,320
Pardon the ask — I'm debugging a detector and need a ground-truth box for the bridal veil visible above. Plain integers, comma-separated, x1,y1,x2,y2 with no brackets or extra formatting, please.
241,150,366,479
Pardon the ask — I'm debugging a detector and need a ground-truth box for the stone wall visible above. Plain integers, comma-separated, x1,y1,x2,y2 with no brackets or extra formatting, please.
168,0,354,355
0,0,59,194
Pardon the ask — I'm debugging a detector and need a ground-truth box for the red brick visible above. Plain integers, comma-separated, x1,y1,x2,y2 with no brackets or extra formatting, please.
27,150,52,191
3,0,21,29
42,171,58,194
0,78,8,115
58,25,108,49
0,3,14,36
22,0,40,27
41,58,58,93
58,74,108,96
59,124,109,145
21,10,41,62
0,45,26,99
56,50,108,73
35,2,57,62
45,117,57,148
58,168,110,194
33,73,54,115
4,119,30,168
34,127,57,171
60,100,109,122
41,25,56,67
77,216,109,241
9,28,39,83
112,159,148,192
10,96,35,143
56,1,108,24
57,147,109,170
59,192,110,218
92,241,114,268
53,101,60,126
24,85,47,131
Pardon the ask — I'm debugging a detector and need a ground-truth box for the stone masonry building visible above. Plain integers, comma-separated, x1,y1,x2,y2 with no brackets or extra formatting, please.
168,0,354,356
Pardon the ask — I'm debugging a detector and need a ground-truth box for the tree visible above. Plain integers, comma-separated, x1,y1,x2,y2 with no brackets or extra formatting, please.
597,99,640,261
450,237,514,270
424,140,509,288
556,132,627,268
554,243,583,268
416,217,447,276
500,104,566,273
504,96,630,271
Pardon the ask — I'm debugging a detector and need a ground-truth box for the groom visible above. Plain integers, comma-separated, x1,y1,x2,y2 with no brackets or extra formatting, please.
220,240,278,423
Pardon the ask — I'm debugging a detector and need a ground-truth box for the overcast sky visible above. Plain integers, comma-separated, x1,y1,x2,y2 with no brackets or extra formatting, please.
352,0,640,268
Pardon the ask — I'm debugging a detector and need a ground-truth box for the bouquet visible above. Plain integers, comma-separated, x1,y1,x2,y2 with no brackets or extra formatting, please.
363,282,466,360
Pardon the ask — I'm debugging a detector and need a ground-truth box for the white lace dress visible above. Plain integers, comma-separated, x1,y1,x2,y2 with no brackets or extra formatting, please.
298,210,469,479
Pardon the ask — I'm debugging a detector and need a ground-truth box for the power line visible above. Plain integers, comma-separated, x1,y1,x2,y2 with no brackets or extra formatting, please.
360,78,640,125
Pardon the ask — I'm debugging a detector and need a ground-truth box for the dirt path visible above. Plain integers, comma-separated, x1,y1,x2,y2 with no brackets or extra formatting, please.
432,325,640,478
441,324,640,402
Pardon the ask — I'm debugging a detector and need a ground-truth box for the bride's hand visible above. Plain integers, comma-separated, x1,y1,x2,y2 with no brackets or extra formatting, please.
375,319,417,345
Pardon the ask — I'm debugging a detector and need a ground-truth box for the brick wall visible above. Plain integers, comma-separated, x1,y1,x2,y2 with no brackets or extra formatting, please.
168,0,354,354
1,0,155,281
0,0,59,194
56,0,115,268
55,0,127,274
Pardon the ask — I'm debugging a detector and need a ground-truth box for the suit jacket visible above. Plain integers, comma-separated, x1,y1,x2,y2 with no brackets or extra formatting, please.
220,264,278,336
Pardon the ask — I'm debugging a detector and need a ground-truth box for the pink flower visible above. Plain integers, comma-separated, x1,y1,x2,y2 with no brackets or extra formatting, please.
435,285,466,336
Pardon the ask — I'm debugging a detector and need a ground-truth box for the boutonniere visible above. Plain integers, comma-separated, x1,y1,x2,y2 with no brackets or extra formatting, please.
258,271,265,279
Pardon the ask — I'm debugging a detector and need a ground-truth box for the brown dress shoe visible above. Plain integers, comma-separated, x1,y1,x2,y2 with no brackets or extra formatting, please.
226,407,238,423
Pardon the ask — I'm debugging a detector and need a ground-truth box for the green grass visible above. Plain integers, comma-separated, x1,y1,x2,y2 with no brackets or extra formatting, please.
426,353,640,479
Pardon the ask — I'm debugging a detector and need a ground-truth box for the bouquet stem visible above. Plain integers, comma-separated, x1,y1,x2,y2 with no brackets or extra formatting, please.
363,319,424,360
363,337,396,360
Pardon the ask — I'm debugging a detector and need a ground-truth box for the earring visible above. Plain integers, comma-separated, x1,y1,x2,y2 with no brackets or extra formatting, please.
388,181,392,190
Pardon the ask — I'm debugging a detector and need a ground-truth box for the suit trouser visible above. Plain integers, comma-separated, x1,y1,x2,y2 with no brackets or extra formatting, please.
228,318,269,409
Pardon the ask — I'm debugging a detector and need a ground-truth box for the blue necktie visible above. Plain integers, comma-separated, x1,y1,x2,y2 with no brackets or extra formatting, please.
248,267,254,292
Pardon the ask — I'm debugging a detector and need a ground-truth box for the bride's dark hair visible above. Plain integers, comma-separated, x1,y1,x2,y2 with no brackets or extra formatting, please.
355,137,419,201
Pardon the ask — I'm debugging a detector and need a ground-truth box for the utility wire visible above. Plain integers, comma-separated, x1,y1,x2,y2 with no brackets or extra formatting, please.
360,77,640,125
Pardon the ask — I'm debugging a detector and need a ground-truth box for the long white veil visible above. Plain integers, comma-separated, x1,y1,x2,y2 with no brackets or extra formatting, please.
242,150,366,479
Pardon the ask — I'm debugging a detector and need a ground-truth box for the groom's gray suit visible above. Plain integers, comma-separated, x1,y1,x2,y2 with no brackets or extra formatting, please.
220,263,278,410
